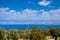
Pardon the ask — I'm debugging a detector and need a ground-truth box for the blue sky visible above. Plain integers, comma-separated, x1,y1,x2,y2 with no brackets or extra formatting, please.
0,0,60,10
0,0,60,24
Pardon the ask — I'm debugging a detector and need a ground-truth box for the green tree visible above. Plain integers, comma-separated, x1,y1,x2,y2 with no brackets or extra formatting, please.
30,27,43,40
0,29,7,40
7,29,20,40
49,28,60,40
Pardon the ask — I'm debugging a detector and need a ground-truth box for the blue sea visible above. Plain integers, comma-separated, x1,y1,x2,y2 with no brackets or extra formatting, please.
0,24,60,30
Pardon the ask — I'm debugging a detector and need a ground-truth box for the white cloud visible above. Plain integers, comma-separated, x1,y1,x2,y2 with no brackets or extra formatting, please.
38,0,52,6
5,7,10,10
0,8,8,14
9,10,16,13
50,9,60,16
0,7,60,24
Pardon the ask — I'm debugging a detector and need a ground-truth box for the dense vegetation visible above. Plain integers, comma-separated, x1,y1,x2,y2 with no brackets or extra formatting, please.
0,26,60,40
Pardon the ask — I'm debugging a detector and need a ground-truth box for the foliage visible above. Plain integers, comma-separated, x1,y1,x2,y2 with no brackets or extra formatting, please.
0,27,60,40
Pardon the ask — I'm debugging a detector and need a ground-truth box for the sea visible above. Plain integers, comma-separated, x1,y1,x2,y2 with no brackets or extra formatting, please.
0,24,60,30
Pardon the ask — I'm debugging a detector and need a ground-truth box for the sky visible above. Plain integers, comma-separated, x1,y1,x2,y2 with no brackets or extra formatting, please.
0,0,60,24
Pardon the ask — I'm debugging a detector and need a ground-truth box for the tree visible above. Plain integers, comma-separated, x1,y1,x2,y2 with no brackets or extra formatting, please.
7,29,20,40
30,27,43,40
0,29,7,40
48,28,60,40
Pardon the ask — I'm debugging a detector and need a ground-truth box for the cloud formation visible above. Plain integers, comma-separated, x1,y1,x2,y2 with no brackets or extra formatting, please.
0,7,60,24
38,0,52,6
